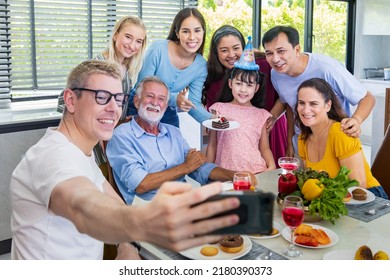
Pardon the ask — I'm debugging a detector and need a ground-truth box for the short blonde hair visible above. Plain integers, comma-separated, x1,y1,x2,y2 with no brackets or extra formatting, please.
66,60,121,90
63,60,121,115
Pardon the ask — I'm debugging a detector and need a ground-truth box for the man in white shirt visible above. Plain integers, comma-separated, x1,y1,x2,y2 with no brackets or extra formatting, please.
10,60,241,260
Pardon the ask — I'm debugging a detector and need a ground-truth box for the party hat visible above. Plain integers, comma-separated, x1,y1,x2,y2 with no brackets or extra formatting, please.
234,35,259,70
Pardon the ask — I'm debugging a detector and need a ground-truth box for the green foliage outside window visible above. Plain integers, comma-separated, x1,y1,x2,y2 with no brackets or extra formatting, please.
198,0,347,64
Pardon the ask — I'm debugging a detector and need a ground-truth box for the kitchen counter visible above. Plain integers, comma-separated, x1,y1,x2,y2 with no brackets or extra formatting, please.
359,80,390,162
360,79,390,97
362,78,390,82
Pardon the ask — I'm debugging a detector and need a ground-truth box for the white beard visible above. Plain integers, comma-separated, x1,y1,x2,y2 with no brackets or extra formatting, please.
138,103,164,125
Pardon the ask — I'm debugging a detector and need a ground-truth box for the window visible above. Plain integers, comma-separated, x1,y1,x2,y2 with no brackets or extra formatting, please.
0,0,10,109
256,0,355,72
6,0,197,103
312,1,349,65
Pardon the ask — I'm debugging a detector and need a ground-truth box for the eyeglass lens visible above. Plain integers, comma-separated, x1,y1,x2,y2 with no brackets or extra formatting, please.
72,88,128,107
95,90,128,107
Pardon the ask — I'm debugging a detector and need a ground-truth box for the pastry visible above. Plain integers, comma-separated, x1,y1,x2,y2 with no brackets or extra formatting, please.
218,235,244,253
295,235,319,247
295,224,313,236
212,117,229,129
295,224,331,245
310,229,331,245
352,188,367,200
200,246,219,257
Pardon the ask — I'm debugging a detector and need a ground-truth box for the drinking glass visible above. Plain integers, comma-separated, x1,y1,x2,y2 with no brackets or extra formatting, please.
282,195,304,257
278,157,300,174
233,172,251,190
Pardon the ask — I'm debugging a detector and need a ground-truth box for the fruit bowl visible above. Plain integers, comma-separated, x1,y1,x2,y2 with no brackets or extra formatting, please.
277,193,322,222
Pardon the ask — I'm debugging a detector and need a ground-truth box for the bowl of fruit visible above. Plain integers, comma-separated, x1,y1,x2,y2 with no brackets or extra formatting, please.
277,166,359,224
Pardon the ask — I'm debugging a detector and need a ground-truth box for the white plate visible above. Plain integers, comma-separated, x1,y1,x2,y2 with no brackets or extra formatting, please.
345,186,375,205
282,224,339,249
202,119,240,131
249,222,283,240
179,235,252,260
323,250,355,260
222,181,234,191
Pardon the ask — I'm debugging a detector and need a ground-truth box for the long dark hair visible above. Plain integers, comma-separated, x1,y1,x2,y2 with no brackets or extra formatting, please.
217,68,266,109
295,78,348,141
167,7,206,55
202,25,245,105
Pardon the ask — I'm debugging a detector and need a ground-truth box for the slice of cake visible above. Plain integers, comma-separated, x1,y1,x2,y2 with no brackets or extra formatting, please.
212,117,229,129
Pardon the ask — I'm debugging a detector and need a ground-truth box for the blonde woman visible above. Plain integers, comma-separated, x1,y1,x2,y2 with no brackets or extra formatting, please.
58,15,147,120
98,16,147,119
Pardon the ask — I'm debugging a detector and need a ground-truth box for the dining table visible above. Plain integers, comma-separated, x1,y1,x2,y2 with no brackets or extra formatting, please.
136,169,390,260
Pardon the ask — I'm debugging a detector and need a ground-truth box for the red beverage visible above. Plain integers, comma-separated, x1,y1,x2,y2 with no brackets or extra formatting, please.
280,163,299,171
233,180,251,190
282,207,304,228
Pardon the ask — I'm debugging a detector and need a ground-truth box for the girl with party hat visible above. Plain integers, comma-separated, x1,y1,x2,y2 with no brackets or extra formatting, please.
206,36,276,173
202,25,287,167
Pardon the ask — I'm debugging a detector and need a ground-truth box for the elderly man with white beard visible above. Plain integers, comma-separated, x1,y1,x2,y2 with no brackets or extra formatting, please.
106,76,256,204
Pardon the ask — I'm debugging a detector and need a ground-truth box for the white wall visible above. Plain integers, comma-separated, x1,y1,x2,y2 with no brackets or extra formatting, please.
0,129,47,241
354,0,390,148
178,112,203,150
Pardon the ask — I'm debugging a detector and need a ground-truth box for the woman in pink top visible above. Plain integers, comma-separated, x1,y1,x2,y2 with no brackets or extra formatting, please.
206,65,276,173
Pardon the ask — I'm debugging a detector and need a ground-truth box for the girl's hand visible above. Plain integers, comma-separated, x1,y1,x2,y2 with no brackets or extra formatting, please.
177,87,195,112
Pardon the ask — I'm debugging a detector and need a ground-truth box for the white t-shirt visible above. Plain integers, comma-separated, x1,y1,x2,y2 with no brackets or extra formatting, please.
10,128,106,259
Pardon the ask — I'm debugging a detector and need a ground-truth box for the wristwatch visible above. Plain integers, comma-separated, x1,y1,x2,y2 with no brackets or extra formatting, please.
130,241,141,252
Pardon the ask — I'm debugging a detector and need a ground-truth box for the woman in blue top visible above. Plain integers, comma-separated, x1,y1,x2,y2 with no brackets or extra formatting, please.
129,8,212,127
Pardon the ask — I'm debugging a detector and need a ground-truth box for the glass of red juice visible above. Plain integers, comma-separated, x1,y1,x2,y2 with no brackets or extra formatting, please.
233,172,251,190
282,195,304,257
278,157,300,174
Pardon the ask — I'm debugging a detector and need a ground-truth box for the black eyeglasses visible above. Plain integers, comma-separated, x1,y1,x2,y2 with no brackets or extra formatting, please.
71,87,129,107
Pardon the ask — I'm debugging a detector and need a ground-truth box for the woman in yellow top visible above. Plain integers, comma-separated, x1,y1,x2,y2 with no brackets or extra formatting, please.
295,78,388,199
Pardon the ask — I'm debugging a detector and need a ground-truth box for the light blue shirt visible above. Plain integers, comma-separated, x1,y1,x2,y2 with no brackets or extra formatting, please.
106,118,217,204
271,53,368,152
128,39,211,124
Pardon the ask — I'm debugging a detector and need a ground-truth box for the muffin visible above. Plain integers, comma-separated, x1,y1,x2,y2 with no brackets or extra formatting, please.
352,188,367,201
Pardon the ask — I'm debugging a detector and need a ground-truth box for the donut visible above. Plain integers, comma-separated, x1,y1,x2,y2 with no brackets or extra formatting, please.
352,188,367,201
218,235,244,253
200,246,219,257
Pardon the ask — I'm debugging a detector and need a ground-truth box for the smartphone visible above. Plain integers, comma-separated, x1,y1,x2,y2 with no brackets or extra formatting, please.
196,191,275,235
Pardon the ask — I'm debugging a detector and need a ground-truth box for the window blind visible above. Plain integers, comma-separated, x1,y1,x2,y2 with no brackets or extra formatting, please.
7,0,197,98
0,0,10,108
